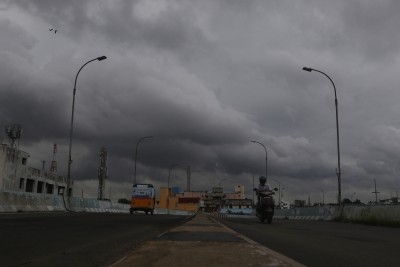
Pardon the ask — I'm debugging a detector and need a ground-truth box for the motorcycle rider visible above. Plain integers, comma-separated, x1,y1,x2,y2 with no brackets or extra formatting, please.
254,176,272,211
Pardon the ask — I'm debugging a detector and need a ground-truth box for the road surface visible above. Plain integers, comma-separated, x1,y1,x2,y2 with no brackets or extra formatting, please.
1,212,191,267
219,216,400,267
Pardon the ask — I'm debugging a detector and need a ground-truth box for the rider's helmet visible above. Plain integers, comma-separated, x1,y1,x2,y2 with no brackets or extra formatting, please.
259,176,266,185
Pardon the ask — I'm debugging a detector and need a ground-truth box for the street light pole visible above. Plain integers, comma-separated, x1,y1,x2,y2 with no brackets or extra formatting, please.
252,174,255,206
251,140,268,183
303,67,342,205
133,136,153,185
168,164,180,189
67,56,107,197
319,187,325,206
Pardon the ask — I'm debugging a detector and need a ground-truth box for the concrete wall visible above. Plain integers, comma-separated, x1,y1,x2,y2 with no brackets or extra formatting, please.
68,197,129,213
6,190,399,223
0,191,129,213
274,205,400,222
274,206,338,220
339,205,400,222
0,191,66,212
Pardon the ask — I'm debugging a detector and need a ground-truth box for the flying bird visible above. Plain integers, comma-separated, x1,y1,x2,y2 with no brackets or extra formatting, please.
49,28,57,34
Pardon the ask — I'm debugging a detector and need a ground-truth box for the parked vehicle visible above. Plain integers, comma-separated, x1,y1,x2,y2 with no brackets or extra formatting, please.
130,184,155,215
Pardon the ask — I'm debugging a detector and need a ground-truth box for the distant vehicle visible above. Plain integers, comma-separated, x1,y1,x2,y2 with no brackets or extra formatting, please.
129,184,155,215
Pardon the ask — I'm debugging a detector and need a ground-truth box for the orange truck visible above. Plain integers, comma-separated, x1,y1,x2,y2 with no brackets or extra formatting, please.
129,184,155,215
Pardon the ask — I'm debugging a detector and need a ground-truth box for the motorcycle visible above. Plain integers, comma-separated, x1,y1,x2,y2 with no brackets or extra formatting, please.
255,189,277,224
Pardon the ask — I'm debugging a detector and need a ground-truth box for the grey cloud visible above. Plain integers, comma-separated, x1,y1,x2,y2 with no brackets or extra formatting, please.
341,0,400,63
3,0,400,204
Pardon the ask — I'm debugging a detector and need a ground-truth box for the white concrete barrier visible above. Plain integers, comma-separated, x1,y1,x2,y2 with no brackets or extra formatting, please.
0,191,65,212
340,205,400,222
274,206,338,220
0,192,129,213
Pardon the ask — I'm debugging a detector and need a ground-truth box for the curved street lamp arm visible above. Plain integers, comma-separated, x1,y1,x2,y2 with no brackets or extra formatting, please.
251,140,266,152
133,136,154,185
303,67,337,100
73,56,107,95
250,140,268,181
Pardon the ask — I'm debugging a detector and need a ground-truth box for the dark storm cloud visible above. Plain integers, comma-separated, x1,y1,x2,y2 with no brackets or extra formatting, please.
341,0,400,63
2,0,400,203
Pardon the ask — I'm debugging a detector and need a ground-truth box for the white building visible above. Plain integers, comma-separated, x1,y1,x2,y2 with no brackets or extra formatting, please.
0,144,69,196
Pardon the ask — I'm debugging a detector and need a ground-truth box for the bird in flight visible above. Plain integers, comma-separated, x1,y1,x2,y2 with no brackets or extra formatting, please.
49,28,58,34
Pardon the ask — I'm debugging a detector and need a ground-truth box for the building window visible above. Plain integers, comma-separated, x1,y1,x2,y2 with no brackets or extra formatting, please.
22,158,27,165
19,178,25,190
46,183,54,194
25,179,35,193
37,181,44,193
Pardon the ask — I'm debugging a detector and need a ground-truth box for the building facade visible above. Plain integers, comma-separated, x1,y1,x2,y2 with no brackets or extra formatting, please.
156,185,253,213
0,144,69,196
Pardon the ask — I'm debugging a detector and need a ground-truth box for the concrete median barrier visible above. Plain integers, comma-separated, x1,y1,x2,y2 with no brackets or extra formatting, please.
0,192,129,213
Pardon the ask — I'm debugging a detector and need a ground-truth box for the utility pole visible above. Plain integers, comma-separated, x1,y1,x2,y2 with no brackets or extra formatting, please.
372,178,380,204
186,166,191,192
97,147,108,200
252,174,255,206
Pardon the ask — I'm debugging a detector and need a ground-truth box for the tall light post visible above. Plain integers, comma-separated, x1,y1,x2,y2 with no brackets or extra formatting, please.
133,136,153,185
168,164,180,189
251,140,268,183
252,174,255,207
67,56,107,196
302,67,342,205
319,187,325,206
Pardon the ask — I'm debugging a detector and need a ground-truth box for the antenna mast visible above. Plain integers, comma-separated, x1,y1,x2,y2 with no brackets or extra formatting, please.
5,124,22,150
186,166,191,191
50,144,58,173
372,178,380,204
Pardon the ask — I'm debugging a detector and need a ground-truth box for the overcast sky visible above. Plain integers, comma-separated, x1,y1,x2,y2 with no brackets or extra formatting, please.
1,0,400,204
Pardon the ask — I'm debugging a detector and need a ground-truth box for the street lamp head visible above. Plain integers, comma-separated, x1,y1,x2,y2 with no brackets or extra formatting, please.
302,67,313,72
97,56,107,61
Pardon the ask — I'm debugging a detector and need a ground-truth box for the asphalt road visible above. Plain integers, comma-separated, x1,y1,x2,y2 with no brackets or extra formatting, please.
219,216,400,267
1,212,192,267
